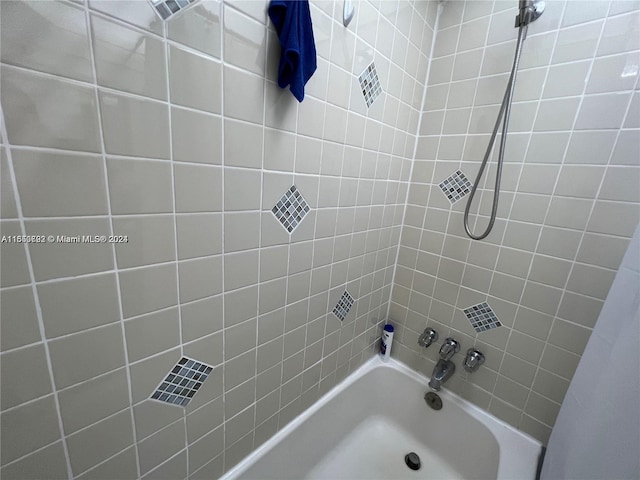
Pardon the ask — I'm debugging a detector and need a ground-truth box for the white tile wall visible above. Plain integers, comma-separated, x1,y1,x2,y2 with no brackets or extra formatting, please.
0,0,436,478
3,0,638,473
391,0,640,444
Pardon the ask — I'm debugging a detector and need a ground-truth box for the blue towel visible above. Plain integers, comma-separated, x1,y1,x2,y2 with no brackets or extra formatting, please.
268,0,317,102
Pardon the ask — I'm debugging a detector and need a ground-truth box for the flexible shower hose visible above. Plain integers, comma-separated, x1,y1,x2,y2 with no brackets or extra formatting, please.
463,24,529,240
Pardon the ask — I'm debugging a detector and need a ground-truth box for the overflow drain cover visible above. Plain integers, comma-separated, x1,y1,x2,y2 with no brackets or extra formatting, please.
424,392,443,410
405,452,421,470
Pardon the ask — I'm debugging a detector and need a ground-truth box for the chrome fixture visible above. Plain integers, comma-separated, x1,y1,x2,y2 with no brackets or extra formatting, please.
429,359,455,391
515,0,545,27
343,0,355,27
463,348,485,373
428,338,460,391
463,0,544,240
418,327,438,348
439,337,460,361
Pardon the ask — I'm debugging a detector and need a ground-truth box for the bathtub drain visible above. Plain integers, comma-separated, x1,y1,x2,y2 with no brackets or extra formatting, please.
405,452,421,471
424,391,443,410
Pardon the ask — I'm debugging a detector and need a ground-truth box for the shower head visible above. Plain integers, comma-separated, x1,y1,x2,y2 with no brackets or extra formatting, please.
515,0,545,27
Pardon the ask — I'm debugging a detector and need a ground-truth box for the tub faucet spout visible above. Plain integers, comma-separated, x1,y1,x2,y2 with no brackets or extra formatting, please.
429,358,455,391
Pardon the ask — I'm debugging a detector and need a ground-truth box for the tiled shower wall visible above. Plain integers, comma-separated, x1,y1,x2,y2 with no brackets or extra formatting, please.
0,0,436,478
390,0,639,443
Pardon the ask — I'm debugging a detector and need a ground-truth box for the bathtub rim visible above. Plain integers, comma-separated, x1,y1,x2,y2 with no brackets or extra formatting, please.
220,354,543,480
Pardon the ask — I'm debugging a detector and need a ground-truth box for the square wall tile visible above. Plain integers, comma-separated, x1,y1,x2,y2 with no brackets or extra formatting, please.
66,410,134,476
119,263,178,318
57,368,130,435
172,107,222,165
0,396,61,466
100,91,170,159
188,427,224,475
0,344,52,410
225,250,259,291
91,14,167,100
1,0,92,81
38,272,120,339
76,446,137,480
225,318,257,360
143,449,187,480
183,334,223,377
25,218,113,282
224,168,262,211
0,441,68,480
613,128,640,165
224,66,265,124
48,323,126,389
113,215,176,268
89,0,164,34
175,164,223,213
133,400,183,444
223,285,258,328
224,5,267,75
186,396,224,443
178,256,223,303
225,212,261,252
1,66,100,152
176,213,223,260
107,158,173,214
129,348,181,404
181,295,223,344
169,46,222,113
0,286,40,351
225,118,264,169
586,52,640,94
0,221,31,287
525,393,560,431
597,11,640,56
168,1,222,58
575,92,631,130
125,307,180,362
0,150,18,219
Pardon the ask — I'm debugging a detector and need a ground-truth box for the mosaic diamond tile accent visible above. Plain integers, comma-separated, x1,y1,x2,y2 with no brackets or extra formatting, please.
439,170,473,204
150,357,213,407
272,185,310,234
332,290,355,321
463,302,502,333
148,0,197,20
359,62,382,108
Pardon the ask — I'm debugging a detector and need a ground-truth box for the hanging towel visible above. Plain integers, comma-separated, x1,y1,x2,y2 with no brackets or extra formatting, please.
268,0,317,102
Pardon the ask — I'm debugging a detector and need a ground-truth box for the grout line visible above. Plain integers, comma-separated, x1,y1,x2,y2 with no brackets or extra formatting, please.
483,3,568,421
519,0,635,425
386,0,441,336
161,14,192,477
4,0,635,467
419,0,466,348
514,0,611,423
84,2,143,476
250,0,270,456
0,107,74,479
217,2,230,472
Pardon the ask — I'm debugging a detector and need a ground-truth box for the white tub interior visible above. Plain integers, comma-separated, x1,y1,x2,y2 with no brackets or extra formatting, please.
223,356,542,480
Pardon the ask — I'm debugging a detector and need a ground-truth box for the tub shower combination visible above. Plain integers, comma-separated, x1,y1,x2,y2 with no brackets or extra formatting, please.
223,3,551,474
222,356,542,480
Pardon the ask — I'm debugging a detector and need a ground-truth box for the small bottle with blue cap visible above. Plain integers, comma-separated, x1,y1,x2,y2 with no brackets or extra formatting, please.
379,324,394,362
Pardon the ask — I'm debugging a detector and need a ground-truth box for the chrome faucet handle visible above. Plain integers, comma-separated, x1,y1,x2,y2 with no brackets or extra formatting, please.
439,338,460,361
463,348,485,373
418,328,438,348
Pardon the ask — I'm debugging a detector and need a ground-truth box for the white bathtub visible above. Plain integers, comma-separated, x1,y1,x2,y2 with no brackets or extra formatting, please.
222,356,543,480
